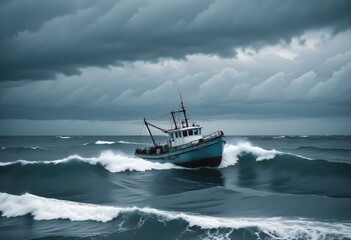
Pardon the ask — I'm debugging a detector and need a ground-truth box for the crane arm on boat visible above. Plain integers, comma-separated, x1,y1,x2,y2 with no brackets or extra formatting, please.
143,118,168,148
143,119,168,133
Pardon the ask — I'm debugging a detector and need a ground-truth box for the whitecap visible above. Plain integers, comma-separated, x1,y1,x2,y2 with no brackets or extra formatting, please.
0,151,180,172
95,140,115,145
57,136,71,139
0,192,350,239
220,142,279,168
117,140,150,145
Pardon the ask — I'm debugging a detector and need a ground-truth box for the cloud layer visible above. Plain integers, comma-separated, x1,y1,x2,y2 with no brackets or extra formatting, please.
1,29,350,122
1,0,351,81
1,1,350,134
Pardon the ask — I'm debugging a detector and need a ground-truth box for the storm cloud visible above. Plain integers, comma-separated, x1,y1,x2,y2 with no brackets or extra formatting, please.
1,0,351,81
0,0,350,135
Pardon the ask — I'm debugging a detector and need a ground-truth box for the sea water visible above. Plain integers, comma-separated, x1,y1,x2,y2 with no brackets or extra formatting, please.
0,135,350,239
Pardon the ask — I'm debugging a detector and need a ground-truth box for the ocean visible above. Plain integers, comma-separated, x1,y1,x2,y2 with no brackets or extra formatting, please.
0,135,350,240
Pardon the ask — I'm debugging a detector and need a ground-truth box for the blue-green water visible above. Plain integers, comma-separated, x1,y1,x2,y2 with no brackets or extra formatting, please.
0,135,351,239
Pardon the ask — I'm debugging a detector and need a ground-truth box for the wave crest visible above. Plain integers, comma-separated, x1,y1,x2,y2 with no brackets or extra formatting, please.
0,142,320,172
95,140,115,145
0,192,350,239
57,136,71,139
0,151,179,172
220,142,279,168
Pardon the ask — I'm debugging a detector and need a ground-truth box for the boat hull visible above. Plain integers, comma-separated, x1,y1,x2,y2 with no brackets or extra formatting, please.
135,135,225,168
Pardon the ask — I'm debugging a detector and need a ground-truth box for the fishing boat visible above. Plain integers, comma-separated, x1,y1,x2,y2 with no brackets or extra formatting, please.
135,98,225,168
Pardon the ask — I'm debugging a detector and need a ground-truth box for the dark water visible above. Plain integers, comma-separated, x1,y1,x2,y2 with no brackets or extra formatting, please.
0,135,351,240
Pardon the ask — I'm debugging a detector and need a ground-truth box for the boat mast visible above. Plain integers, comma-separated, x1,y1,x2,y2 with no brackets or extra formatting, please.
144,118,157,147
180,96,189,127
178,89,189,127
170,88,189,129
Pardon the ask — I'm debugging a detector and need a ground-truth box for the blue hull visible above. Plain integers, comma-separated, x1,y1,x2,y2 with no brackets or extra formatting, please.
135,136,225,168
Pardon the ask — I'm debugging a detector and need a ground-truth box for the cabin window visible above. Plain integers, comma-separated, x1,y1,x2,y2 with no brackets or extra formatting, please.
194,129,198,135
175,132,178,138
183,130,188,137
198,129,201,135
189,129,193,136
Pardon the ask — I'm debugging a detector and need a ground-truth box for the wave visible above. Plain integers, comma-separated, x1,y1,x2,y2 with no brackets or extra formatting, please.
273,135,286,139
220,142,351,197
0,142,346,172
0,146,45,151
57,136,71,139
256,135,351,140
83,140,116,145
0,151,179,173
296,145,351,153
117,140,150,145
83,140,150,146
0,142,281,172
82,141,116,146
1,142,350,197
95,140,115,145
0,192,350,239
220,142,280,168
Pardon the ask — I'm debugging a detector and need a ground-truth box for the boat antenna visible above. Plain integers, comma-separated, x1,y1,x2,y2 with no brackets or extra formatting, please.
177,85,189,127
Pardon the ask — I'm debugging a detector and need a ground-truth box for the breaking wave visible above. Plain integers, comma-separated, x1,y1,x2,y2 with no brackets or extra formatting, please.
0,142,285,172
220,142,280,168
0,151,179,173
0,142,348,172
1,142,350,197
0,192,350,239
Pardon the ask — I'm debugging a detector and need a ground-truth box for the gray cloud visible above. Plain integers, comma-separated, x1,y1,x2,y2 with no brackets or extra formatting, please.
1,29,350,123
1,1,351,135
1,0,351,81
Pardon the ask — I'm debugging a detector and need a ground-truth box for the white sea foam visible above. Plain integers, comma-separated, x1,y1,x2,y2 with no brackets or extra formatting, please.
0,192,350,239
83,140,148,146
26,146,43,150
273,135,286,139
95,140,115,145
0,151,179,172
0,142,313,170
220,142,279,168
117,140,150,145
58,136,71,139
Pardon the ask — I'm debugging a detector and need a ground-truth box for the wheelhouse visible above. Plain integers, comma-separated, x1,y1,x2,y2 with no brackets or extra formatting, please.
168,126,202,147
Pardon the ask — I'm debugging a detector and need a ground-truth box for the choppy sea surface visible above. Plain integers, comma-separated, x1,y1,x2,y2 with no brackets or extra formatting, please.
0,135,350,240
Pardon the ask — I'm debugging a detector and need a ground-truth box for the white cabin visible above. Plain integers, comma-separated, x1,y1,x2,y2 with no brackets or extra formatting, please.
168,126,202,147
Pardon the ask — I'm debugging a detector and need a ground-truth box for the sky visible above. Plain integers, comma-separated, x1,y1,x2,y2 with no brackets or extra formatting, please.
0,0,351,135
